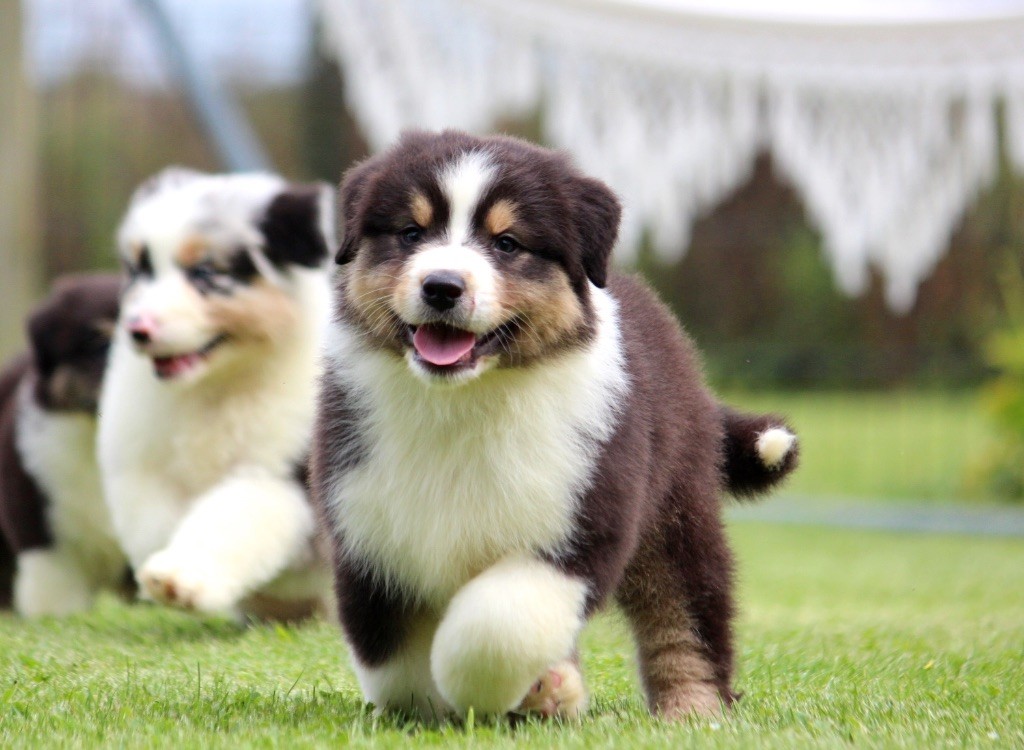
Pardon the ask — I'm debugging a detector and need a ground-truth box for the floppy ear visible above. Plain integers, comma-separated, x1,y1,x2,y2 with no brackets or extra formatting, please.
570,176,621,289
335,159,379,265
259,182,335,268
25,302,55,377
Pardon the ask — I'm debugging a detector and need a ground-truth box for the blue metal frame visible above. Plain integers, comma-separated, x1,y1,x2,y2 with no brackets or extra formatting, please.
133,0,271,172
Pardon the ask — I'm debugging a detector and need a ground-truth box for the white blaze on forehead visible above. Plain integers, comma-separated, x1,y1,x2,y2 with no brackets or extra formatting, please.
440,151,496,246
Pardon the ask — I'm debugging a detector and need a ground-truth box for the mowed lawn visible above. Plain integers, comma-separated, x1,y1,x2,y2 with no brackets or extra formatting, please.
723,391,994,503
1,523,1020,748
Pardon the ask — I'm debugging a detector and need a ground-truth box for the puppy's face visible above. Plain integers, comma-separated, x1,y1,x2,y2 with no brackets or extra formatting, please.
28,274,121,412
337,131,621,384
116,168,333,383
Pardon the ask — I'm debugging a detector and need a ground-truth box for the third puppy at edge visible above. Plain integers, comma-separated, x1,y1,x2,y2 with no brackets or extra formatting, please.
312,130,798,721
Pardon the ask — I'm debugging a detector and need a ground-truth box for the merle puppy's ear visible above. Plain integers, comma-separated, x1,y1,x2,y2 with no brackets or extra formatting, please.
570,175,621,289
336,159,379,265
129,166,205,207
259,183,336,269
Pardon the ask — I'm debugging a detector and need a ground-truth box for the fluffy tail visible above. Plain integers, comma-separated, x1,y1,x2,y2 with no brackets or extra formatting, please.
720,406,798,500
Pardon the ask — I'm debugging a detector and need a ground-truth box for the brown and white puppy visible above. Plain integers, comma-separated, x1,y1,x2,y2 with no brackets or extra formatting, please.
98,168,335,621
0,274,126,616
312,131,797,720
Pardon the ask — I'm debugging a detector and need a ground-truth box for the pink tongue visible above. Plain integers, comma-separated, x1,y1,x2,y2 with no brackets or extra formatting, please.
413,324,477,366
153,353,202,379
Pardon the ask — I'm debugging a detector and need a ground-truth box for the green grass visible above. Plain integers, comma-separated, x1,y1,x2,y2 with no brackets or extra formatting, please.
1,523,1021,748
723,391,993,503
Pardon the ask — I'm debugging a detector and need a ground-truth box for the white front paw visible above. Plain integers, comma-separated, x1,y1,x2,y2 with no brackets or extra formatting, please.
516,660,588,719
138,549,240,614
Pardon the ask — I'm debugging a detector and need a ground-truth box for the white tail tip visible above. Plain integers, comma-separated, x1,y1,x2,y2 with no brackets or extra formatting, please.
756,428,796,469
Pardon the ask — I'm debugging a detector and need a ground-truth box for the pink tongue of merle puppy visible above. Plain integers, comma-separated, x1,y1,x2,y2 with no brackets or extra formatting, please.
413,324,477,366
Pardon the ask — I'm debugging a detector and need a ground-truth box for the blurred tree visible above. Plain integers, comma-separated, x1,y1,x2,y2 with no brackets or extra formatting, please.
0,0,42,358
641,153,1007,389
301,14,368,184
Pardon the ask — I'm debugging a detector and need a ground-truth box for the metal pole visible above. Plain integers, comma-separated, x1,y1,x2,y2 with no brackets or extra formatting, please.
133,0,272,173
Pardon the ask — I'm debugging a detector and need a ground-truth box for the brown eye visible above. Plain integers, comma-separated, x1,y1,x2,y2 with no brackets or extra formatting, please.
495,234,520,254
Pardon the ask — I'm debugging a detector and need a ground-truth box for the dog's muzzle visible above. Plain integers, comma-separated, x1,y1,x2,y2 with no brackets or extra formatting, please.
421,272,466,312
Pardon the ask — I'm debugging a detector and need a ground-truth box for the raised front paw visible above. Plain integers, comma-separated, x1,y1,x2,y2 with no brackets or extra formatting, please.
137,549,239,614
515,659,587,719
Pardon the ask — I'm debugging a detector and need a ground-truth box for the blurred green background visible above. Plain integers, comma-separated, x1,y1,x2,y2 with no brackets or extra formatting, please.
6,0,1024,505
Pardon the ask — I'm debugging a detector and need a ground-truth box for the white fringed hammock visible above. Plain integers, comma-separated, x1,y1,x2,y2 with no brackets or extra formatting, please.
318,0,1024,311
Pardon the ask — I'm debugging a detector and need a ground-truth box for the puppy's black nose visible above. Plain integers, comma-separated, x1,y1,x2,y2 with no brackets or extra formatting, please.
421,272,465,311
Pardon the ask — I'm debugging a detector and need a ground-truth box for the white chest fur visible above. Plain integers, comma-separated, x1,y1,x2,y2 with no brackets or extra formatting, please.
15,384,123,580
97,275,328,498
325,288,628,607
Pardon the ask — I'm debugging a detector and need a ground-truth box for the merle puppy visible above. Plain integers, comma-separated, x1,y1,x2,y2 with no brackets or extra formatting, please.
0,274,126,616
312,131,797,720
98,168,335,621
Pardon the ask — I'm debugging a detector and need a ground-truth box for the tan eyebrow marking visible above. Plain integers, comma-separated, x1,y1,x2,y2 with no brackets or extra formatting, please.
411,191,433,228
175,235,208,267
485,199,518,236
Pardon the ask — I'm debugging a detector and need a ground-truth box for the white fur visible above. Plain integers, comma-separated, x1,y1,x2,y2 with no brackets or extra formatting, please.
136,472,317,613
13,384,125,616
353,614,452,717
99,270,329,614
323,286,627,715
99,174,332,616
441,151,495,246
14,549,94,617
400,244,499,331
118,171,285,256
430,556,587,715
324,286,628,607
756,427,796,469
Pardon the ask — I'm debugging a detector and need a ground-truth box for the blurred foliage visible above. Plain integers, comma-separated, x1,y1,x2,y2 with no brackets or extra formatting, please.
30,55,1024,394
971,258,1024,501
641,154,1011,390
36,41,366,279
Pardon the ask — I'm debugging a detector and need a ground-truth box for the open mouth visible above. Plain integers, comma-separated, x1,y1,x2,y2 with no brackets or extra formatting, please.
408,322,511,375
151,334,228,380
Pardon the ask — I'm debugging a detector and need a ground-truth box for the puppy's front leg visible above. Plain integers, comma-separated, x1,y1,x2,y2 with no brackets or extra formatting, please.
334,556,450,718
138,471,314,614
430,556,588,717
104,472,186,571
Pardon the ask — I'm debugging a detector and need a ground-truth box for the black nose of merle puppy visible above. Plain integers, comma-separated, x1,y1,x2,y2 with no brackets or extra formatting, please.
421,272,465,312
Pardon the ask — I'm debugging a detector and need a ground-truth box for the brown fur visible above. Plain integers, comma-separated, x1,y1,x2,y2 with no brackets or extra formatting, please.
344,253,409,357
205,281,299,345
175,236,208,267
316,131,797,719
484,199,518,236
0,274,122,605
410,191,434,228
500,272,586,362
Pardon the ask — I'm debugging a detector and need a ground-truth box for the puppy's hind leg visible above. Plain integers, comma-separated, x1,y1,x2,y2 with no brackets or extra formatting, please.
617,494,736,719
